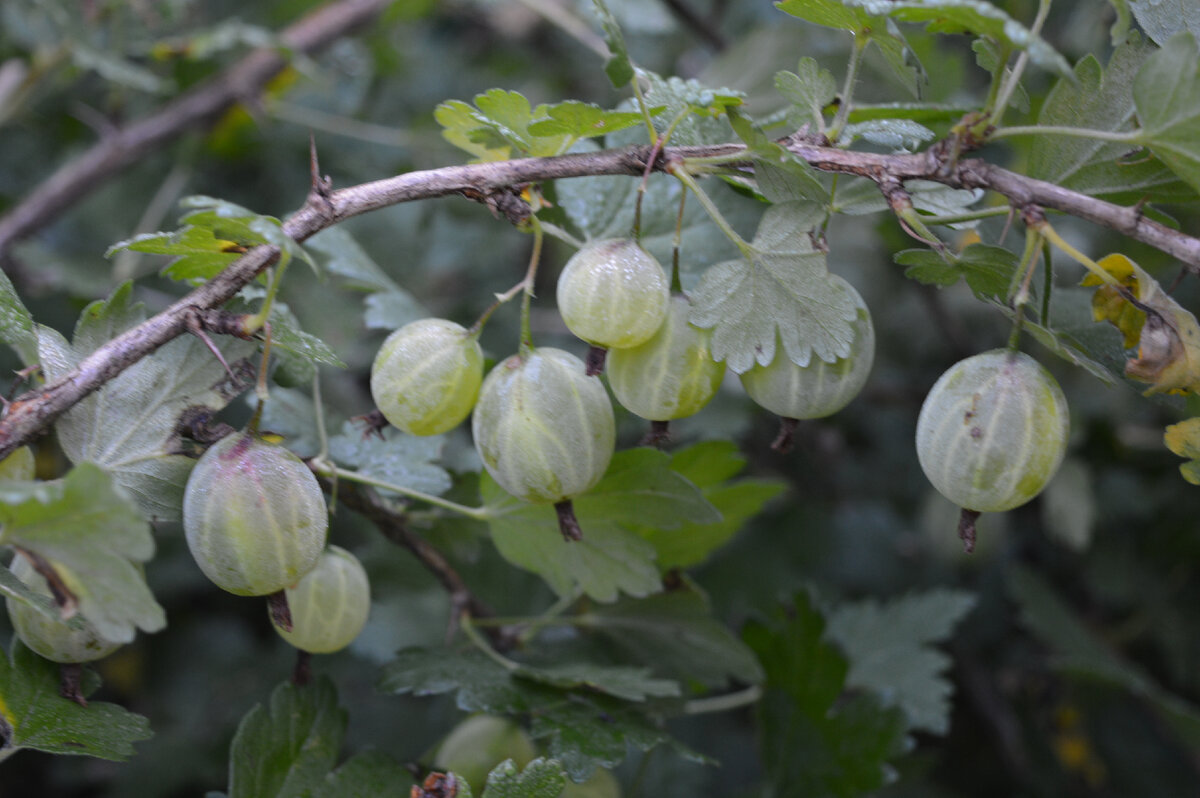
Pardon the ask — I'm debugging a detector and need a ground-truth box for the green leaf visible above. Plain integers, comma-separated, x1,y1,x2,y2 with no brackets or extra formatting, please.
839,118,934,150
776,0,874,32
525,101,645,139
0,464,164,643
301,750,414,798
690,203,858,374
303,226,400,293
580,590,766,688
826,589,976,734
228,677,347,798
729,112,827,203
1008,567,1200,749
482,448,719,601
37,283,256,521
0,266,38,366
363,290,428,331
517,663,679,702
1107,0,1133,45
481,758,566,798
1133,32,1200,196
629,441,785,570
0,565,72,624
897,244,1018,299
327,421,452,497
744,592,908,798
1130,0,1200,46
775,58,837,134
591,0,635,87
378,648,536,714
846,103,975,126
641,72,742,147
0,639,153,761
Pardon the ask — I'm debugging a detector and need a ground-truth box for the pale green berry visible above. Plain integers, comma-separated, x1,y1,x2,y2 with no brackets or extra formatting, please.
433,715,537,793
5,554,121,664
556,239,669,349
270,545,370,654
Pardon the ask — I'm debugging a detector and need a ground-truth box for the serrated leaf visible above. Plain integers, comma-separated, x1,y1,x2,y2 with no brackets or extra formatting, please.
517,663,679,702
1009,566,1200,750
775,58,837,133
840,118,934,150
847,103,976,125
897,243,1017,298
826,589,976,735
482,448,718,601
0,464,164,643
641,72,742,147
1132,32,1200,196
1164,417,1200,484
228,678,346,798
179,196,315,273
690,204,857,374
481,758,566,798
776,0,874,31
107,226,244,285
436,90,581,161
0,639,153,761
38,283,255,521
0,266,38,366
628,441,785,570
1130,0,1200,46
591,0,635,87
581,590,766,687
745,591,908,797
327,421,451,498
302,750,413,798
378,648,542,714
729,112,827,203
525,101,645,139
1018,315,1120,385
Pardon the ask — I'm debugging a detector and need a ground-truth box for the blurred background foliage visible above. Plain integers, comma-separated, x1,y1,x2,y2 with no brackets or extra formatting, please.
1,0,1199,796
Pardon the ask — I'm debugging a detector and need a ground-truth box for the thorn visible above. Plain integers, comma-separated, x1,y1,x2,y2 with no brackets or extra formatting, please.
185,310,238,382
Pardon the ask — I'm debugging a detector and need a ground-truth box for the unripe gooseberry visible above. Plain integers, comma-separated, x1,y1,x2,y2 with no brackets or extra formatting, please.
432,714,537,793
0,446,35,481
5,553,121,664
915,349,1069,514
561,768,623,798
270,545,370,654
472,348,614,538
370,318,484,436
556,239,669,350
183,430,327,596
739,277,875,420
607,295,725,422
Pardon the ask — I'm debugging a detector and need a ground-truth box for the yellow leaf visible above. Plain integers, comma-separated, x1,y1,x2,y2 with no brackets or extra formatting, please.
1164,418,1200,485
1081,254,1200,395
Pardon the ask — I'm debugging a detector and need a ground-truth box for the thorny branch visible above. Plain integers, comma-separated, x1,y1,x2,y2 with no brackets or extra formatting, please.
3,134,1200,460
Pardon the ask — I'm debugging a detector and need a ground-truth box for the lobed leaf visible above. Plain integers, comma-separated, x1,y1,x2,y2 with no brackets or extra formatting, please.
591,0,635,87
1133,32,1200,197
481,758,566,798
1164,417,1200,484
0,640,153,761
0,266,38,366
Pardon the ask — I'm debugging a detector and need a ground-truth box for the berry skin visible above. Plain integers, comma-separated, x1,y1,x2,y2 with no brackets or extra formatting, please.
739,277,875,419
432,715,537,793
5,554,120,664
472,348,614,505
556,238,670,349
183,430,327,596
915,349,1069,513
370,318,484,436
270,545,370,654
607,295,725,421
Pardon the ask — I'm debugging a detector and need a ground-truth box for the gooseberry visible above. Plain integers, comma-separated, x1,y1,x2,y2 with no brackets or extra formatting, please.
432,714,537,793
5,553,120,664
370,318,484,436
183,429,327,596
270,545,370,654
556,238,669,353
915,349,1069,514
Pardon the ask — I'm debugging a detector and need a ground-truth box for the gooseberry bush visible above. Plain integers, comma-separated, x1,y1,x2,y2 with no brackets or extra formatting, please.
4,1,1200,796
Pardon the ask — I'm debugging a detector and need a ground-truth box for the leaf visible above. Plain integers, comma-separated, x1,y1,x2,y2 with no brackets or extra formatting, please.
1107,0,1133,45
481,758,566,798
327,421,452,497
690,203,858,374
37,283,256,521
525,101,645,139
0,266,38,366
363,290,428,331
0,464,164,643
641,72,743,147
1081,253,1200,393
1164,417,1200,484
0,565,72,624
729,112,827,203
839,118,934,151
591,0,635,87
897,243,1018,299
303,226,400,293
0,639,153,761
1008,566,1200,750
481,448,719,601
378,649,536,715
775,57,837,134
1130,0,1200,46
515,663,680,702
826,589,976,735
580,590,766,688
227,677,346,798
628,441,786,570
744,591,908,798
303,750,414,798
1133,32,1200,196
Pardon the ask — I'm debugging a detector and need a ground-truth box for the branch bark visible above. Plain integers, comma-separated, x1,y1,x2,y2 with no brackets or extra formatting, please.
3,135,1200,460
0,0,390,259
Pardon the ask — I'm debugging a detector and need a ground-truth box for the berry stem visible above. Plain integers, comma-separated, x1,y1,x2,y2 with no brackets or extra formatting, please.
267,589,293,632
554,499,583,541
59,663,87,707
313,461,492,520
827,34,868,144
771,417,800,453
585,345,608,376
958,508,981,554
641,420,672,448
518,215,545,357
292,650,313,686
670,164,752,258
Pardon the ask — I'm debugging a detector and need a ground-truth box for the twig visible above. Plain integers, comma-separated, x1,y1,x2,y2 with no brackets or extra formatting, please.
0,0,390,259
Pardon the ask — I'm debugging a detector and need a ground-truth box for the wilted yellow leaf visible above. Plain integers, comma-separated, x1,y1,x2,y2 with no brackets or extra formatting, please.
1164,418,1200,485
1081,254,1200,395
